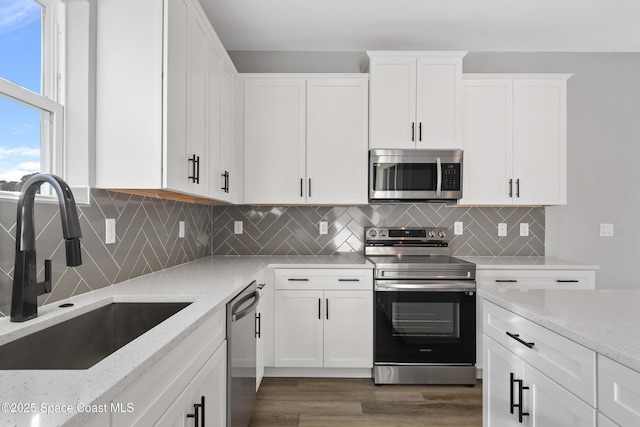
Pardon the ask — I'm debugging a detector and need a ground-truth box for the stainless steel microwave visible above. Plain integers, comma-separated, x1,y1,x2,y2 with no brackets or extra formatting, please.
369,149,463,203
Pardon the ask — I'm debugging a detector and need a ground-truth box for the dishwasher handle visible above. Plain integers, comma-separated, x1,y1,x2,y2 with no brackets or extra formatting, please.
231,290,260,322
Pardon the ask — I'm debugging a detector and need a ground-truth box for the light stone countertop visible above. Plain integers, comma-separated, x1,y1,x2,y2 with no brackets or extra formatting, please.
459,256,599,270
0,254,372,427
480,288,640,373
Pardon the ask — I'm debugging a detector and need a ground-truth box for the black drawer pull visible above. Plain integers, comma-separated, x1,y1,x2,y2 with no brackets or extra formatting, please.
496,279,518,283
556,279,579,283
506,332,535,348
288,278,309,282
338,278,360,282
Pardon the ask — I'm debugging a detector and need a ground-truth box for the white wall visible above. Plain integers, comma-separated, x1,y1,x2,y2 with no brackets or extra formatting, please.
229,51,640,289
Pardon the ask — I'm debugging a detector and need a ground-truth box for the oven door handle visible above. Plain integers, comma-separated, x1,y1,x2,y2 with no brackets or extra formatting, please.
375,281,476,292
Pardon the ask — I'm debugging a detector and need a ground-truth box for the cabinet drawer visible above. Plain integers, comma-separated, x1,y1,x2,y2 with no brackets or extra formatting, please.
275,268,373,290
483,300,596,406
598,355,640,427
478,269,595,290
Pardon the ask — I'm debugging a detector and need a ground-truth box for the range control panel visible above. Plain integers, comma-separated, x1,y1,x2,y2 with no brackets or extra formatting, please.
366,227,448,242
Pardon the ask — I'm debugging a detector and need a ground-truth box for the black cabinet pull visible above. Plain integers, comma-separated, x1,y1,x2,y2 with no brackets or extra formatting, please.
287,278,309,282
318,298,321,320
506,332,535,348
419,122,422,141
516,179,520,198
308,178,312,198
338,278,360,282
411,122,415,141
300,178,303,197
517,381,529,423
186,396,205,426
509,373,529,423
188,154,200,184
326,298,329,320
221,171,229,193
496,279,518,283
556,279,579,283
255,312,261,338
509,179,513,197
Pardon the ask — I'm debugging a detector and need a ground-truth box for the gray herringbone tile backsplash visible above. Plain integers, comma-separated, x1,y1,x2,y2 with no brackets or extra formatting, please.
0,189,212,317
213,204,545,256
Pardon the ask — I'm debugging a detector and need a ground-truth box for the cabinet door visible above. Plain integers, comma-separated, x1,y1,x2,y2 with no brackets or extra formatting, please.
244,79,306,203
207,38,222,200
483,336,523,427
190,341,227,427
524,363,596,427
155,384,192,427
164,0,189,192
512,79,567,205
218,63,235,200
415,56,462,149
167,1,209,196
460,79,514,205
274,290,323,367
306,79,368,204
369,57,417,149
323,291,373,368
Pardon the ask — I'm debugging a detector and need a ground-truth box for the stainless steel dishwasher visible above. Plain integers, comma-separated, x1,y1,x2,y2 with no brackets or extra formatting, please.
226,280,260,427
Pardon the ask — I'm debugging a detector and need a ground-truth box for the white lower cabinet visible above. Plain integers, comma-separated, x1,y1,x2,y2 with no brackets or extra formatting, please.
598,355,640,427
483,300,596,427
273,269,373,369
476,267,596,374
112,309,226,427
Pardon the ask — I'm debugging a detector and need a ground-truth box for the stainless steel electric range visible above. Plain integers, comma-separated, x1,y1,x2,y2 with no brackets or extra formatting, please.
365,226,477,385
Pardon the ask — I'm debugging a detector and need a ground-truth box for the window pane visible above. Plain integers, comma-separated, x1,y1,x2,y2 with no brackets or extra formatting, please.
0,0,42,93
0,95,41,191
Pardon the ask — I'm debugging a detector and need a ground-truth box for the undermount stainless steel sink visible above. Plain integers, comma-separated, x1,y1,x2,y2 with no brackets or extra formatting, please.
0,302,191,370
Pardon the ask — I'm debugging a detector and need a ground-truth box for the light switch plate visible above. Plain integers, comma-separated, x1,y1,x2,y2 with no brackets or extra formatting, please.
319,221,328,235
600,223,614,237
454,222,463,235
179,221,185,238
105,218,116,244
520,223,529,237
498,223,507,237
234,221,243,234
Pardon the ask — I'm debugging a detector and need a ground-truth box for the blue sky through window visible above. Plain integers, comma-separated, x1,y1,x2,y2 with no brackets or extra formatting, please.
0,0,42,184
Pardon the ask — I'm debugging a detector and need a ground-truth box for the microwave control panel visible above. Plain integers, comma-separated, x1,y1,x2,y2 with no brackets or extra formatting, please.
442,163,461,190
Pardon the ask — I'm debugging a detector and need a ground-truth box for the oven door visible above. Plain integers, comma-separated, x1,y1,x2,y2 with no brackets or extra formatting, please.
374,281,476,364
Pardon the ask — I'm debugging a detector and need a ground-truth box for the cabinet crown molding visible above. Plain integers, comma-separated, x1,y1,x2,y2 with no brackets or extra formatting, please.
367,51,468,58
463,73,572,80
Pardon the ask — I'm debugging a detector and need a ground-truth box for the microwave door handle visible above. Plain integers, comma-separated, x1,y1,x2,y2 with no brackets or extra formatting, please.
436,157,442,198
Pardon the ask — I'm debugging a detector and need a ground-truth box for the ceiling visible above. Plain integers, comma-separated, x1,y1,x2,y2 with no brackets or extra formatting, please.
199,0,640,52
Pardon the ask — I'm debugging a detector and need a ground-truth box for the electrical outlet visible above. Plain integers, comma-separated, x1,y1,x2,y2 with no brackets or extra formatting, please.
520,223,529,237
179,221,185,238
454,222,463,235
498,223,508,237
234,221,243,234
319,221,328,235
600,223,614,237
105,218,116,244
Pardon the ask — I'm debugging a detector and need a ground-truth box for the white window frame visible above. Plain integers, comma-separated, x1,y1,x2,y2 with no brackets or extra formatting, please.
0,0,65,200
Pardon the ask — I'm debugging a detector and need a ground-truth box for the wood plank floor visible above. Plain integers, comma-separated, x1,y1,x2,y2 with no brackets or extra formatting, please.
250,377,482,426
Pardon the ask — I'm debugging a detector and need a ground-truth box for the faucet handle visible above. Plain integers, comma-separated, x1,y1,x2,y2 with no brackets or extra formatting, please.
43,259,52,294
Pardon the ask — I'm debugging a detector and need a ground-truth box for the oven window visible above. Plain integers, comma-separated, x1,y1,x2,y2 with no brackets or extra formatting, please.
372,163,436,192
391,302,460,338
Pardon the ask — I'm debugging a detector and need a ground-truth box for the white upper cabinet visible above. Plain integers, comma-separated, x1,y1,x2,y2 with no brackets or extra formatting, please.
460,74,570,205
96,0,238,201
244,78,307,204
306,79,369,204
368,52,466,149
244,76,369,205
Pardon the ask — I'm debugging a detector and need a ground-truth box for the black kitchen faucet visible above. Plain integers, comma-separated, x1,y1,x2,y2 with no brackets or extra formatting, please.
10,174,83,322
